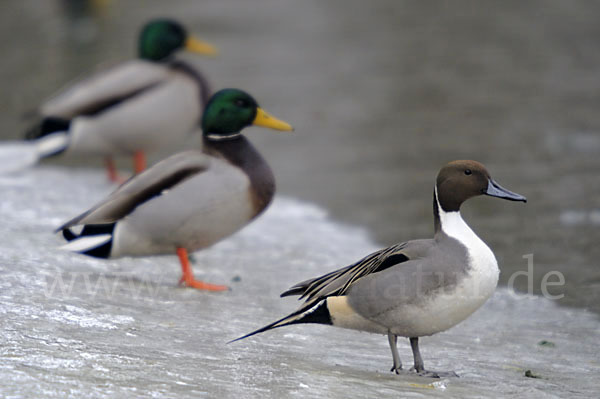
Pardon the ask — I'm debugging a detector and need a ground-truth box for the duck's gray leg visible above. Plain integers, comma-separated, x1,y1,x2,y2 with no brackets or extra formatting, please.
409,337,458,378
388,332,402,374
409,337,425,372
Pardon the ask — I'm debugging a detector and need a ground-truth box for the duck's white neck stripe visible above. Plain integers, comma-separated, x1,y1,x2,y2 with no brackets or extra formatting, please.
206,132,242,141
435,187,478,244
434,188,498,296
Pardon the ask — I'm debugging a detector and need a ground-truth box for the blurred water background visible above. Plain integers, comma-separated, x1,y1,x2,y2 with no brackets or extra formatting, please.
0,1,599,397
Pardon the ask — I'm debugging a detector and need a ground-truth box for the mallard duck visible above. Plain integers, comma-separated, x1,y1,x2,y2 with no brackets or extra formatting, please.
58,88,293,291
234,160,526,376
16,18,216,181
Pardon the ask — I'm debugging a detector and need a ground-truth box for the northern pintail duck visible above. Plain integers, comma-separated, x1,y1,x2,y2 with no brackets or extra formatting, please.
58,88,293,291
19,19,216,181
234,160,526,376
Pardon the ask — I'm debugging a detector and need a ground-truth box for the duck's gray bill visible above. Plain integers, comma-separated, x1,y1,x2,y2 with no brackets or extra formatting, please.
485,179,527,202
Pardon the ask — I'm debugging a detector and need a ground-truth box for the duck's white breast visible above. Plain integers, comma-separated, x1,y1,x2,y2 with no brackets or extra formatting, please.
389,211,499,337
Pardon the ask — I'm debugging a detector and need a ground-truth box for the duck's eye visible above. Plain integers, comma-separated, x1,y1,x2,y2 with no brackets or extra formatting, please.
464,169,472,176
235,99,248,107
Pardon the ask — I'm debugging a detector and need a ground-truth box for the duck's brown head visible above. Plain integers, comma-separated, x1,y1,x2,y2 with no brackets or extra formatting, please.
436,160,526,212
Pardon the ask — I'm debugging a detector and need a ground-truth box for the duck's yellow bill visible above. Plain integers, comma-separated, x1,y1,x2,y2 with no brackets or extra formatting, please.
185,36,218,56
253,108,294,132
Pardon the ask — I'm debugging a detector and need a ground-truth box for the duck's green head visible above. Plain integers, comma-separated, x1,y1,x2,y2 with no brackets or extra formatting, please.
138,19,217,61
201,89,293,141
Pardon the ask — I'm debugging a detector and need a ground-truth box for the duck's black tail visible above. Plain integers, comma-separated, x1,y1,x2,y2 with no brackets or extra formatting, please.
24,117,71,158
61,223,115,259
229,300,332,344
25,117,69,140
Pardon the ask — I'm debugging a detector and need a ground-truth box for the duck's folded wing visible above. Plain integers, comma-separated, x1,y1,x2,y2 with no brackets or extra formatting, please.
57,150,210,230
40,60,170,119
281,240,432,309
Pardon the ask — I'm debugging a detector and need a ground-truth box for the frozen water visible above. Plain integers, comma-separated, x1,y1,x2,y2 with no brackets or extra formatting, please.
1,167,599,398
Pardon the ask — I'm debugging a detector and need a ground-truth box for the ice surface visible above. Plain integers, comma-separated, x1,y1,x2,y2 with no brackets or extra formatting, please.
1,167,599,398
0,142,39,175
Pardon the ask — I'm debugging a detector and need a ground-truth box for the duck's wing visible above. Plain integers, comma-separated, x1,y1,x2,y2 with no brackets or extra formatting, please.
57,150,210,229
280,240,432,309
39,60,171,119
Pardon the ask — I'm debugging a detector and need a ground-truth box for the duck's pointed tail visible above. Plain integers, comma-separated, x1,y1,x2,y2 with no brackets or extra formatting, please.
229,300,332,344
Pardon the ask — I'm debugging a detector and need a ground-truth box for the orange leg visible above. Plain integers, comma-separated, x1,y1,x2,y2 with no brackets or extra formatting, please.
105,156,122,183
133,151,146,174
176,248,228,291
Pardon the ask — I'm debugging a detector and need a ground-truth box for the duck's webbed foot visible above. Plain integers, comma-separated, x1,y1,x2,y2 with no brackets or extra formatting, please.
390,364,403,374
409,366,459,378
409,337,459,378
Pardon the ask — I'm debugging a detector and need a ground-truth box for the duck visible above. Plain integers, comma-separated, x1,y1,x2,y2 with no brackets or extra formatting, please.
233,160,526,377
57,88,293,290
10,18,217,181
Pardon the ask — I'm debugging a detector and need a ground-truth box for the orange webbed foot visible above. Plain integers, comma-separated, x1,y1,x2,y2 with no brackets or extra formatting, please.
176,248,228,291
179,278,229,291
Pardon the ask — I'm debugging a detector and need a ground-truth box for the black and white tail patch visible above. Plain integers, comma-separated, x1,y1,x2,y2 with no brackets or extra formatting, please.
61,224,115,258
25,117,71,140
